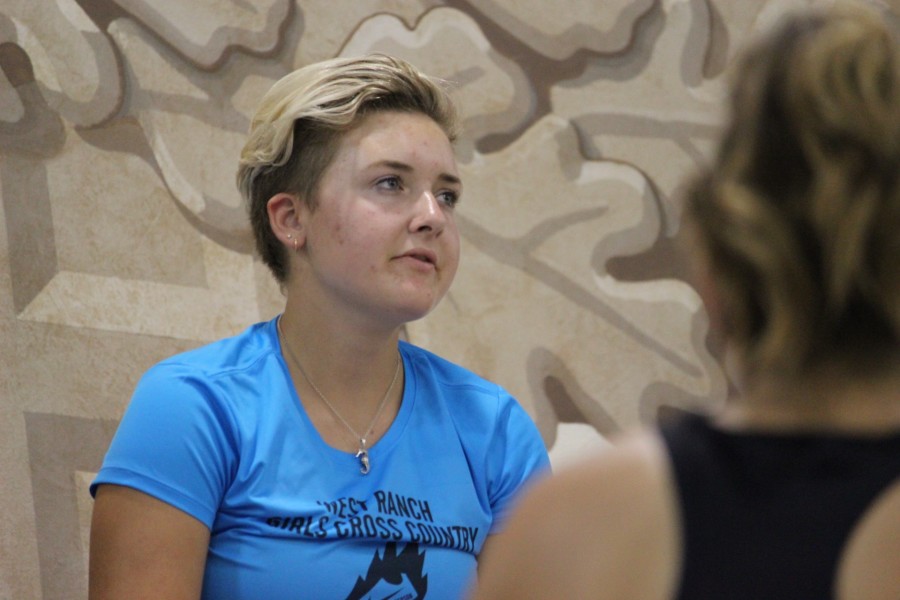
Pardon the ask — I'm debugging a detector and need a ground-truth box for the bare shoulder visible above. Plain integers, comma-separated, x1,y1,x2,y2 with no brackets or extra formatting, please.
474,429,680,600
836,478,900,600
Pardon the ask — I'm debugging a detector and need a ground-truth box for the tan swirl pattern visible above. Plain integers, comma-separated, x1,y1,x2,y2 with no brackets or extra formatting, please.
3,1,893,597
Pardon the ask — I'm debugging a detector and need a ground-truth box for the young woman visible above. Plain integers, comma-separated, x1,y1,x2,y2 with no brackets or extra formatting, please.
89,55,549,600
474,5,900,599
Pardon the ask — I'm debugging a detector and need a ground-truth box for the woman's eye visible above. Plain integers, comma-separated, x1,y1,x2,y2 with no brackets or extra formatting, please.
376,176,402,191
438,190,460,208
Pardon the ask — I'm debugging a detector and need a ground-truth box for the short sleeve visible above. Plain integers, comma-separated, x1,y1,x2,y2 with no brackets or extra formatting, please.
484,392,551,533
90,363,238,528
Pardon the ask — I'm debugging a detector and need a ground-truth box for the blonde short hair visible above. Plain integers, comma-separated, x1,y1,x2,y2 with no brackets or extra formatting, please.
685,3,900,378
237,54,459,283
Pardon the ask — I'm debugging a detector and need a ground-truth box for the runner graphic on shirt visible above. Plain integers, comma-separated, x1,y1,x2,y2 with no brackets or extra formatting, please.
345,542,428,599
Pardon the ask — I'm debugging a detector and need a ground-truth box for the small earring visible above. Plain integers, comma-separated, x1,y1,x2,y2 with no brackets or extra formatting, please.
286,234,293,239
293,239,299,251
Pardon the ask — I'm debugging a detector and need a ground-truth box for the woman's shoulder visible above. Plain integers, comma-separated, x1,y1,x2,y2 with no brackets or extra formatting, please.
149,319,279,380
836,477,900,599
476,429,681,599
399,340,503,393
535,430,677,537
399,342,543,446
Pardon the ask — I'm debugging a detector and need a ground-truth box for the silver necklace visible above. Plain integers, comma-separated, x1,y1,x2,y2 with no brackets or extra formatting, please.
277,317,401,475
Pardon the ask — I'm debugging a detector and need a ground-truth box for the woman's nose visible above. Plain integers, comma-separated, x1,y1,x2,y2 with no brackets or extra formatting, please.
409,191,446,234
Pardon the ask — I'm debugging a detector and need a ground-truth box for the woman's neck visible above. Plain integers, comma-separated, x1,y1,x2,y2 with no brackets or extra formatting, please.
277,295,404,414
716,360,900,434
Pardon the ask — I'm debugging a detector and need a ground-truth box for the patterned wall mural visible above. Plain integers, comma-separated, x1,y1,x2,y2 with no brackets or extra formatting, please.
3,0,897,597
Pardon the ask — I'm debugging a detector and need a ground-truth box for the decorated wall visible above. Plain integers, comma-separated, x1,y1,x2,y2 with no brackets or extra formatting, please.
3,0,896,597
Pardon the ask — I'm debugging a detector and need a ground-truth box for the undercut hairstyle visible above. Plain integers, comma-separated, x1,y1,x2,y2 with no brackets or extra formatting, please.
236,54,459,283
684,3,900,379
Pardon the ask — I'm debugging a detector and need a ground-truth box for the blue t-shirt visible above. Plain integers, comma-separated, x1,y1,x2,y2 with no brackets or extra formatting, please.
92,318,550,599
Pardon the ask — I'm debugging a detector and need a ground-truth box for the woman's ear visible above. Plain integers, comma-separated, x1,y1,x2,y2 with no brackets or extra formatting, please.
682,225,727,348
266,193,308,251
694,257,725,338
680,224,724,337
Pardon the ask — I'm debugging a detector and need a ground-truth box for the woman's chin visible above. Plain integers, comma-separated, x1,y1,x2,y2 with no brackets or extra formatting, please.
389,294,445,326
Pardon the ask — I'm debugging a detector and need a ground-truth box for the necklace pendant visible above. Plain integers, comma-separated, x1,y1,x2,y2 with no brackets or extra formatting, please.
356,448,370,475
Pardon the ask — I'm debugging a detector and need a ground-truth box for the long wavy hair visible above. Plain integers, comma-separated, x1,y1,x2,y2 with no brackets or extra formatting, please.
685,4,900,380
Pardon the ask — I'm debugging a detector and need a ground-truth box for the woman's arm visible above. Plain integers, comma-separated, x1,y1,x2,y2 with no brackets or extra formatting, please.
89,484,211,600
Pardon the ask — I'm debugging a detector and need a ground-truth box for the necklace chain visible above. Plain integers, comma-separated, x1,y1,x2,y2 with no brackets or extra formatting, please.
277,317,401,475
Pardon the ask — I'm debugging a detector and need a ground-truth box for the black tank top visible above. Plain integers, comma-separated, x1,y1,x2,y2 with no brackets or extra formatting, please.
660,412,900,599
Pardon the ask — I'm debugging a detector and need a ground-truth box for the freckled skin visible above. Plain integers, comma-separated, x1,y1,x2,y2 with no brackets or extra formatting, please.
297,111,461,330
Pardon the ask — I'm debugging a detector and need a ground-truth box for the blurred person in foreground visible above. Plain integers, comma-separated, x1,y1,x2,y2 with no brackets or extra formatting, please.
89,54,549,599
473,4,900,599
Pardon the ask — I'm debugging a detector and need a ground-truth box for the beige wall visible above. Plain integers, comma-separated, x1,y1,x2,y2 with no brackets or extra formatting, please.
3,0,895,597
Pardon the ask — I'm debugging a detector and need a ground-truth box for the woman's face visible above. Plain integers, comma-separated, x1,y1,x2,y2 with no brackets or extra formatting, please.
298,110,462,329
